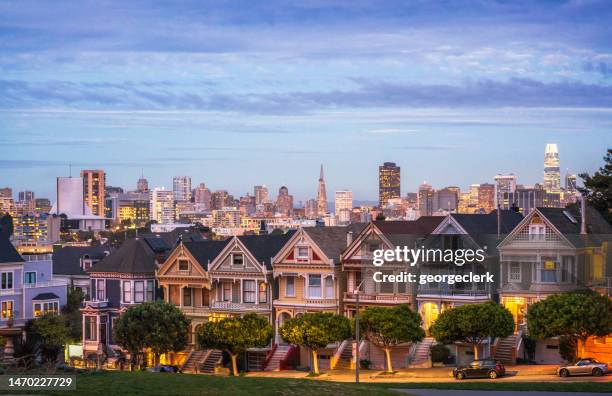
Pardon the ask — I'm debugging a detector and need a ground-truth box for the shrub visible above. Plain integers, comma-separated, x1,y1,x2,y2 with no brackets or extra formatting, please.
430,343,451,363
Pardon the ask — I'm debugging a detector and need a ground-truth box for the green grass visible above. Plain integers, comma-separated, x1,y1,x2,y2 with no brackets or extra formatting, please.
8,371,612,395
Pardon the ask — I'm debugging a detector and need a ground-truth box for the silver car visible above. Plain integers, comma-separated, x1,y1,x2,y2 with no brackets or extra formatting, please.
557,358,609,377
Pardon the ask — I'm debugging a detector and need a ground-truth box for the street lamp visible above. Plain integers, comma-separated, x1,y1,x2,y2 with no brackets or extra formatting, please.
354,278,365,384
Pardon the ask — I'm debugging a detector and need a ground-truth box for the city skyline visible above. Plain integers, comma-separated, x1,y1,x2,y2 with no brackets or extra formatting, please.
1,1,611,200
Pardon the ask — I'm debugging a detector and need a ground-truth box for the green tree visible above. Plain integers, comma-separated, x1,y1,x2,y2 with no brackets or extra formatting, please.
579,148,612,223
527,291,612,357
114,301,190,368
62,287,85,342
31,313,71,362
430,302,514,360
197,313,272,376
358,305,425,373
279,312,351,374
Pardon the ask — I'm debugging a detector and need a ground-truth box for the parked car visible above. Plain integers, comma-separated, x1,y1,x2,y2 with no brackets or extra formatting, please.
148,365,180,373
453,359,506,380
557,358,609,377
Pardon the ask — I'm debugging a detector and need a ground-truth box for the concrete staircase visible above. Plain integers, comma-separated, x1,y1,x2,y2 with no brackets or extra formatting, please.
409,337,435,367
494,335,517,365
181,349,208,373
333,342,353,370
263,345,291,371
200,350,222,373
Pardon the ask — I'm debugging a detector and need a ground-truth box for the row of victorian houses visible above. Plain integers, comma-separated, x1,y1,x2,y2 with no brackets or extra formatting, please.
46,205,612,371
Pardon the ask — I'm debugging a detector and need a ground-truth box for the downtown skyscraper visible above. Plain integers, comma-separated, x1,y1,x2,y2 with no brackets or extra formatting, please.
316,164,328,216
379,162,401,208
543,143,561,193
80,169,106,217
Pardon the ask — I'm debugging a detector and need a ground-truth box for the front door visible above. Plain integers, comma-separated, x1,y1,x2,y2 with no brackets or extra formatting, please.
420,302,439,336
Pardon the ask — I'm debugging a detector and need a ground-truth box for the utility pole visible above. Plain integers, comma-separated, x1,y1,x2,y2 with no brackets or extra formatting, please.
355,278,365,384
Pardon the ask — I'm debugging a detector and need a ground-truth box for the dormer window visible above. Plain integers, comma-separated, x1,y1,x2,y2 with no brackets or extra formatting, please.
232,254,244,266
178,259,189,271
297,247,309,259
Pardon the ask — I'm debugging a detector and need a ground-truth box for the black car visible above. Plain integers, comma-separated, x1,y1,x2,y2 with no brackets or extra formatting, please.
453,359,506,380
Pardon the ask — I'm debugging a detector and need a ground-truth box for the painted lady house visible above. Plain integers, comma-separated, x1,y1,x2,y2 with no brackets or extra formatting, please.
271,225,365,371
418,210,523,365
81,238,158,367
340,217,443,370
498,203,612,364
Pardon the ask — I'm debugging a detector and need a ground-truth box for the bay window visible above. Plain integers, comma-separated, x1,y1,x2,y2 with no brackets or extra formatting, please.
96,279,105,300
122,281,131,303
1,301,13,320
308,274,321,298
134,281,144,302
509,262,521,282
324,276,333,298
84,316,97,341
258,282,267,303
146,280,155,301
285,276,295,297
1,272,13,290
243,280,256,303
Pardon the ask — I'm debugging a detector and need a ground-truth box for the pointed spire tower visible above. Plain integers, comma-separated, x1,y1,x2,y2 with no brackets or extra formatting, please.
316,164,328,216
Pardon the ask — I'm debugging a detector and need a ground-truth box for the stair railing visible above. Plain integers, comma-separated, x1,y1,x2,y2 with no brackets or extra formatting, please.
279,345,299,370
262,344,278,371
330,339,349,369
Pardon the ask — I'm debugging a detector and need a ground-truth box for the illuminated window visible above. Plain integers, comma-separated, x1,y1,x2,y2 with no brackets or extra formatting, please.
540,260,557,283
34,300,59,316
258,282,267,303
1,301,13,319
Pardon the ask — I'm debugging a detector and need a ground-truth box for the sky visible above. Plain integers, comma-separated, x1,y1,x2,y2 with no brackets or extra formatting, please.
0,0,611,203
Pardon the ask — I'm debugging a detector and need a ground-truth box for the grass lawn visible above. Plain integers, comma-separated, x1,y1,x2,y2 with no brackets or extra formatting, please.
8,371,612,395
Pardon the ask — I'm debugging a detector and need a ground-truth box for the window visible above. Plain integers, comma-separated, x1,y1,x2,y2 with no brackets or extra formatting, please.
258,282,267,303
1,301,13,320
24,271,36,285
325,276,333,298
222,283,232,302
285,276,295,297
297,247,309,259
146,280,155,301
308,275,321,298
561,256,575,283
529,225,545,240
243,280,256,303
380,270,394,293
122,281,131,303
34,300,59,317
232,254,244,266
509,262,521,282
84,316,97,341
178,259,189,271
183,287,192,306
134,281,144,303
540,260,557,283
96,279,106,300
1,272,13,290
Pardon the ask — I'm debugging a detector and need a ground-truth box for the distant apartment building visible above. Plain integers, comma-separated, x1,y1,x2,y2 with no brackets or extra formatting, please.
502,186,544,214
150,188,175,224
335,190,353,224
81,169,106,217
13,213,50,242
212,207,241,228
254,185,269,205
173,176,192,202
565,172,577,192
211,190,230,210
193,183,212,211
35,198,52,213
478,183,495,213
494,174,517,208
379,162,401,208
432,187,459,214
18,190,35,203
106,192,150,227
418,182,434,217
275,186,294,216
136,174,149,193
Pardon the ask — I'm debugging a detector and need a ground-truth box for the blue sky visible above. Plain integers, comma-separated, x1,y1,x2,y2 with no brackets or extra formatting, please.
0,0,611,202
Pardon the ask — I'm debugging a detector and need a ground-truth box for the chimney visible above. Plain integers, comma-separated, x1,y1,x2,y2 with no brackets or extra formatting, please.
580,193,587,235
347,231,353,247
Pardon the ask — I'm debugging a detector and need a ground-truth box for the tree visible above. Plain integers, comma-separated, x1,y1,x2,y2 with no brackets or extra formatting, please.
579,148,612,223
62,287,85,342
114,301,190,368
31,313,71,362
430,302,514,360
527,291,612,358
197,313,272,376
0,213,13,238
358,305,425,373
279,312,351,374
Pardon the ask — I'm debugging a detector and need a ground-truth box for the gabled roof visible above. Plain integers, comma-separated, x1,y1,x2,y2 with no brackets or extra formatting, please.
0,235,23,264
372,216,445,247
140,227,203,251
183,239,231,271
450,210,523,236
303,224,366,263
89,238,157,274
238,230,296,270
33,292,59,300
52,245,110,276
533,206,611,247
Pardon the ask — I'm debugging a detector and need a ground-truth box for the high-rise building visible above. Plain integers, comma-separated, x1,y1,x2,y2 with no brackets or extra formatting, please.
305,199,317,220
173,176,192,201
150,188,175,224
18,191,35,202
469,184,480,206
565,172,577,192
478,183,495,213
254,185,269,205
35,198,52,213
335,190,353,224
543,143,561,193
316,164,328,216
502,186,545,215
432,187,458,214
137,172,149,193
80,169,106,217
0,187,12,198
275,186,294,216
211,190,230,210
239,194,256,216
494,174,517,208
418,182,434,217
379,162,401,208
193,183,212,211
51,176,105,231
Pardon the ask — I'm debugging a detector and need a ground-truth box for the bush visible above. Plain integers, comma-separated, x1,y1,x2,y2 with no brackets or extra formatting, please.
522,335,536,361
430,344,451,364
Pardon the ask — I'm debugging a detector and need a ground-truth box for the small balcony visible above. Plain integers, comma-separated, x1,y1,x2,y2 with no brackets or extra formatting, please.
211,301,271,312
343,292,411,304
83,299,109,308
24,280,68,289
417,285,491,299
